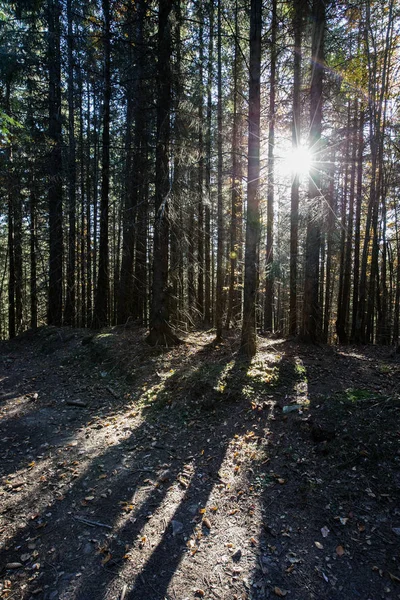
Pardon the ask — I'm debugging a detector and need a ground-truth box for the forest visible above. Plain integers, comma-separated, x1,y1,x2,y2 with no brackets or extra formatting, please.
0,0,398,351
1,1,400,599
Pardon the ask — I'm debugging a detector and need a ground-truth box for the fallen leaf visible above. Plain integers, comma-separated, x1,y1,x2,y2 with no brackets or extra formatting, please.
85,496,95,501
273,587,288,597
389,572,400,584
203,517,211,530
336,545,344,557
315,541,323,549
277,478,286,485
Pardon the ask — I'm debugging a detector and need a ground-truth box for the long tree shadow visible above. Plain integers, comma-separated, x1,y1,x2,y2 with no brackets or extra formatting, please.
250,341,400,600
0,326,188,481
107,343,288,600
1,332,261,599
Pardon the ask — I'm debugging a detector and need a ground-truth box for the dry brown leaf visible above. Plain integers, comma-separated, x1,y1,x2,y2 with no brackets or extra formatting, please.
273,587,288,597
336,545,344,557
203,517,211,529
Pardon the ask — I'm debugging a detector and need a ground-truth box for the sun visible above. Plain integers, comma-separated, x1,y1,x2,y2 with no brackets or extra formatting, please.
281,145,313,177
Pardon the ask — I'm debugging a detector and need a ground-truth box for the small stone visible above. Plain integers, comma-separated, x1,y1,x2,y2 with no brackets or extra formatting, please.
172,520,184,536
83,543,93,555
232,549,242,562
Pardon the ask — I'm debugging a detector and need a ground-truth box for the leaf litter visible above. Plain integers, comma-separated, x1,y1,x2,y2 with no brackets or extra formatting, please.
0,328,399,599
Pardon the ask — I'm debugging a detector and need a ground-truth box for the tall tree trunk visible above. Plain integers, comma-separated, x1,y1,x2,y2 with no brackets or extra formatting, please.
64,0,77,326
289,0,304,336
351,108,364,341
118,0,146,325
47,0,63,326
226,0,242,330
204,0,214,327
7,194,15,338
30,183,38,330
215,0,224,341
147,0,180,345
170,0,182,327
301,0,325,342
240,0,262,356
264,0,277,333
341,102,358,342
336,103,351,343
322,150,335,342
197,2,205,321
93,0,111,328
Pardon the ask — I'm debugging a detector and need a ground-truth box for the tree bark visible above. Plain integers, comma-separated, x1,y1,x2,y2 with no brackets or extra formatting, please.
301,0,325,343
215,0,224,341
240,0,262,357
147,0,180,345
93,0,111,328
47,0,63,326
264,0,277,333
64,0,77,326
289,0,304,337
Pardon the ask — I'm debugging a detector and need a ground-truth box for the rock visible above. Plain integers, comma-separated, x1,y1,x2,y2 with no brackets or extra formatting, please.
232,549,242,562
83,543,93,555
66,399,88,408
172,520,184,536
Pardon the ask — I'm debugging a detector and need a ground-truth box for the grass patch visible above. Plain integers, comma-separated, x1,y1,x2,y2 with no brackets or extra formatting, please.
341,388,375,403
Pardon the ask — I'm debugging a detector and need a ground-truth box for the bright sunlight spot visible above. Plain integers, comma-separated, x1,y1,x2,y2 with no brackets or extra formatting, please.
281,145,313,177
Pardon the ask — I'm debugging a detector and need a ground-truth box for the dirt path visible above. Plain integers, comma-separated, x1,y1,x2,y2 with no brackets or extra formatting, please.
0,327,399,600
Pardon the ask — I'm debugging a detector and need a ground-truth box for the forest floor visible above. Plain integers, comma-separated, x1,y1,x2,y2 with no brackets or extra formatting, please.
0,326,400,600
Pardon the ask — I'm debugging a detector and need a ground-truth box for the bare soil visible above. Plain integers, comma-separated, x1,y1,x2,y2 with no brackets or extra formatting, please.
0,326,399,600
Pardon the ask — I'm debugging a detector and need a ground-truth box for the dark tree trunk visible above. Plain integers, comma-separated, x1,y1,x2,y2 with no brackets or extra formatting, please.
30,184,38,330
226,0,242,330
64,0,77,326
8,194,15,339
322,150,336,342
93,0,111,328
147,0,180,345
341,102,358,342
336,103,351,343
215,0,224,341
204,0,214,327
197,2,204,321
264,0,277,333
289,0,304,337
240,0,262,357
351,108,364,342
47,0,64,326
301,0,325,342
118,0,146,325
